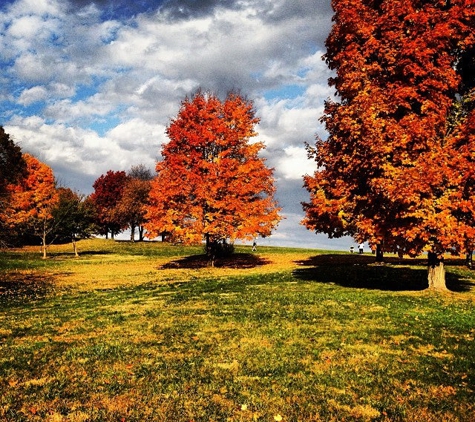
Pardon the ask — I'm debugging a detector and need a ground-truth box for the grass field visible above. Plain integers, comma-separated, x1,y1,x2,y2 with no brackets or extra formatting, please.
1,239,475,421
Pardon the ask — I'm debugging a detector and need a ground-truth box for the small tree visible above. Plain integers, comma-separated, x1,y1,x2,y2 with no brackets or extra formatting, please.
51,188,96,256
128,164,153,181
4,154,58,258
145,91,281,261
89,170,128,239
114,176,152,241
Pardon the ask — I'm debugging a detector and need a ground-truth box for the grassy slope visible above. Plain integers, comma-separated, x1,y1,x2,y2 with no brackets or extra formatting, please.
1,239,474,421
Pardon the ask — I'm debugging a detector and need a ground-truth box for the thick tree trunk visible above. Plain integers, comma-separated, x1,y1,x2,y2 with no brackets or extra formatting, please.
428,263,446,290
130,224,136,242
205,234,215,267
427,251,448,291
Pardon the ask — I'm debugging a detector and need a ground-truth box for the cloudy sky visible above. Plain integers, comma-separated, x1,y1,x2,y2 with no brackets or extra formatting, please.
0,0,353,250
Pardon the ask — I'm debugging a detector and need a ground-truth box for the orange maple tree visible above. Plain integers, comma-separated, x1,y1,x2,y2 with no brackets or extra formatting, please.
145,91,281,257
3,154,58,258
303,0,475,289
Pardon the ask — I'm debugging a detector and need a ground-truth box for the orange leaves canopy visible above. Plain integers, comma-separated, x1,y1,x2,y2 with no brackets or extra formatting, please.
303,0,475,256
3,154,58,228
145,91,281,245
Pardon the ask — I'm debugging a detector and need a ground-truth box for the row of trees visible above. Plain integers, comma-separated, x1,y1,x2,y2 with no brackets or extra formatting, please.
0,132,97,257
303,0,475,289
89,166,153,242
1,92,282,260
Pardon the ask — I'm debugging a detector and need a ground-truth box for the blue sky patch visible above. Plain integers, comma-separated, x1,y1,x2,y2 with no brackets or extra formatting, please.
264,85,305,102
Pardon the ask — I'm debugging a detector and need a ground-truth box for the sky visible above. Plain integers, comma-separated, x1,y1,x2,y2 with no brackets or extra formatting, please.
0,0,355,250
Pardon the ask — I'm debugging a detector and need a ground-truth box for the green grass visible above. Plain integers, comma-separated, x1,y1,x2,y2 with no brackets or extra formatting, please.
1,239,475,421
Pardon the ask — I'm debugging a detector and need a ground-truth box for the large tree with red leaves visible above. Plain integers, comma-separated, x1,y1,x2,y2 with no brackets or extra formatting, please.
145,91,281,259
303,0,475,289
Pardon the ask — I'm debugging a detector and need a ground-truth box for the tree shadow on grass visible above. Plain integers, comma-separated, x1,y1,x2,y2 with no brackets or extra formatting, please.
160,253,271,270
293,254,475,292
0,272,56,302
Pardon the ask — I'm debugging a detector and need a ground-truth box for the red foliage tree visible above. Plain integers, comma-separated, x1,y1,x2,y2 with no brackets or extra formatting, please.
114,177,151,241
89,170,128,239
145,91,281,259
303,0,475,289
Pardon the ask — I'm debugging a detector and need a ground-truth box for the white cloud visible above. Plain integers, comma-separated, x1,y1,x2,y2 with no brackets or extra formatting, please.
18,86,48,105
49,82,76,98
278,146,315,180
106,118,166,153
7,15,43,38
16,83,76,107
12,0,63,15
44,95,116,122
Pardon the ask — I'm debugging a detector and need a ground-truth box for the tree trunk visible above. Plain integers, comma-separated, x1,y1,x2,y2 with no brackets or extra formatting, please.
427,251,447,291
72,237,79,257
130,224,136,242
466,251,473,269
375,243,384,263
205,234,216,267
41,232,47,259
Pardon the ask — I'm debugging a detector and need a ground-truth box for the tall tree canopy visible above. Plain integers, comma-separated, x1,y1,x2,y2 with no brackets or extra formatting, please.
89,170,128,239
303,0,475,289
145,91,281,256
0,127,26,245
0,127,25,202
